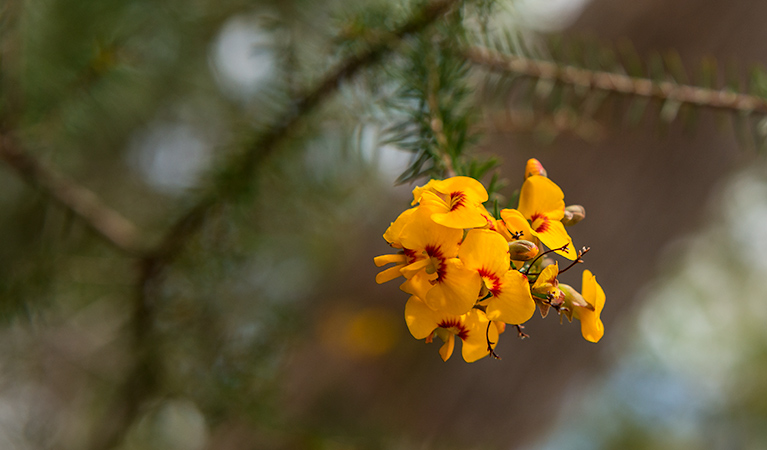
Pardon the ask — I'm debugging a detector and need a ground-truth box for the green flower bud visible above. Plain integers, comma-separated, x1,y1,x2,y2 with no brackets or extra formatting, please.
559,283,591,322
562,205,586,226
508,240,539,261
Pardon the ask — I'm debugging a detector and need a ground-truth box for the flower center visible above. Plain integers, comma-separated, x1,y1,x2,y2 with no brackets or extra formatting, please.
437,318,469,340
530,212,550,233
448,191,467,211
478,267,502,296
424,245,447,280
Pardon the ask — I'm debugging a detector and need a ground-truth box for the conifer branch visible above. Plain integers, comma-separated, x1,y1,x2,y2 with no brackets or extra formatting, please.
88,2,465,449
465,46,767,115
426,49,457,177
0,134,144,255
151,0,463,269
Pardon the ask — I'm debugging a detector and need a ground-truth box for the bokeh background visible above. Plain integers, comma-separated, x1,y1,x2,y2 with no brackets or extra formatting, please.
1,0,767,449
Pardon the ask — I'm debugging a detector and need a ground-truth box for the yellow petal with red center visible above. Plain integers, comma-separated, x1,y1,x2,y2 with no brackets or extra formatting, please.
458,229,510,278
517,177,575,259
399,207,462,257
404,296,441,339
577,270,605,343
461,309,497,363
420,191,488,229
424,258,482,315
383,207,417,247
431,176,489,203
485,270,535,324
533,218,576,260
500,209,534,242
518,176,565,220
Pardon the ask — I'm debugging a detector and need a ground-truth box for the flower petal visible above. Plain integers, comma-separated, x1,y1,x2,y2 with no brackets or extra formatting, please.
518,176,565,220
458,229,510,277
485,270,535,324
439,334,456,361
400,270,434,301
376,265,404,284
578,270,605,343
499,209,534,241
383,207,417,247
373,253,407,268
532,219,576,260
424,259,482,315
431,176,489,203
461,309,497,363
399,207,462,258
404,296,441,339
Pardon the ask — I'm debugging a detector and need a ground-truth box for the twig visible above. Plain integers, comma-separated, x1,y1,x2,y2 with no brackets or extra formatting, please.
0,134,144,255
464,46,767,115
426,46,457,177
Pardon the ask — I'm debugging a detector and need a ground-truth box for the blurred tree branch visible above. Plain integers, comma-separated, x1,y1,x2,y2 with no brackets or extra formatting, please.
464,47,767,114
0,134,144,255
465,46,767,114
76,1,465,449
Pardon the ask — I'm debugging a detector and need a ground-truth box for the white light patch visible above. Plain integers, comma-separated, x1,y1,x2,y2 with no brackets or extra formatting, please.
515,0,592,31
130,122,211,195
211,15,276,99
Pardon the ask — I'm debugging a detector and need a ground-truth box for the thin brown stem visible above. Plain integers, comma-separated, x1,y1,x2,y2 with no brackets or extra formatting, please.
558,246,590,275
523,243,570,276
465,46,767,115
0,134,144,255
486,321,501,360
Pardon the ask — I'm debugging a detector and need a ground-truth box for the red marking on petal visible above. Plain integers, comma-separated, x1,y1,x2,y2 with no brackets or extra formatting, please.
424,245,447,280
438,318,469,340
449,191,467,212
478,267,503,296
531,212,550,233
484,214,497,230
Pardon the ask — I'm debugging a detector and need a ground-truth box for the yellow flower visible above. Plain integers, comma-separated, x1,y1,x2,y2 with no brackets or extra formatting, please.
374,207,421,284
412,176,489,229
398,207,482,315
574,270,605,343
405,296,498,362
531,262,564,317
517,175,575,260
458,229,535,325
499,208,536,243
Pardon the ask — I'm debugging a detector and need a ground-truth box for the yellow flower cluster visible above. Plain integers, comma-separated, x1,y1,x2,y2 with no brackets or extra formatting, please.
374,159,605,362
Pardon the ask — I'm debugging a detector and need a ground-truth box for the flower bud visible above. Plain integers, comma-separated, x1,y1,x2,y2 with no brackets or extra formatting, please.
524,158,547,178
508,240,539,261
559,283,590,309
561,205,586,226
559,283,590,322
